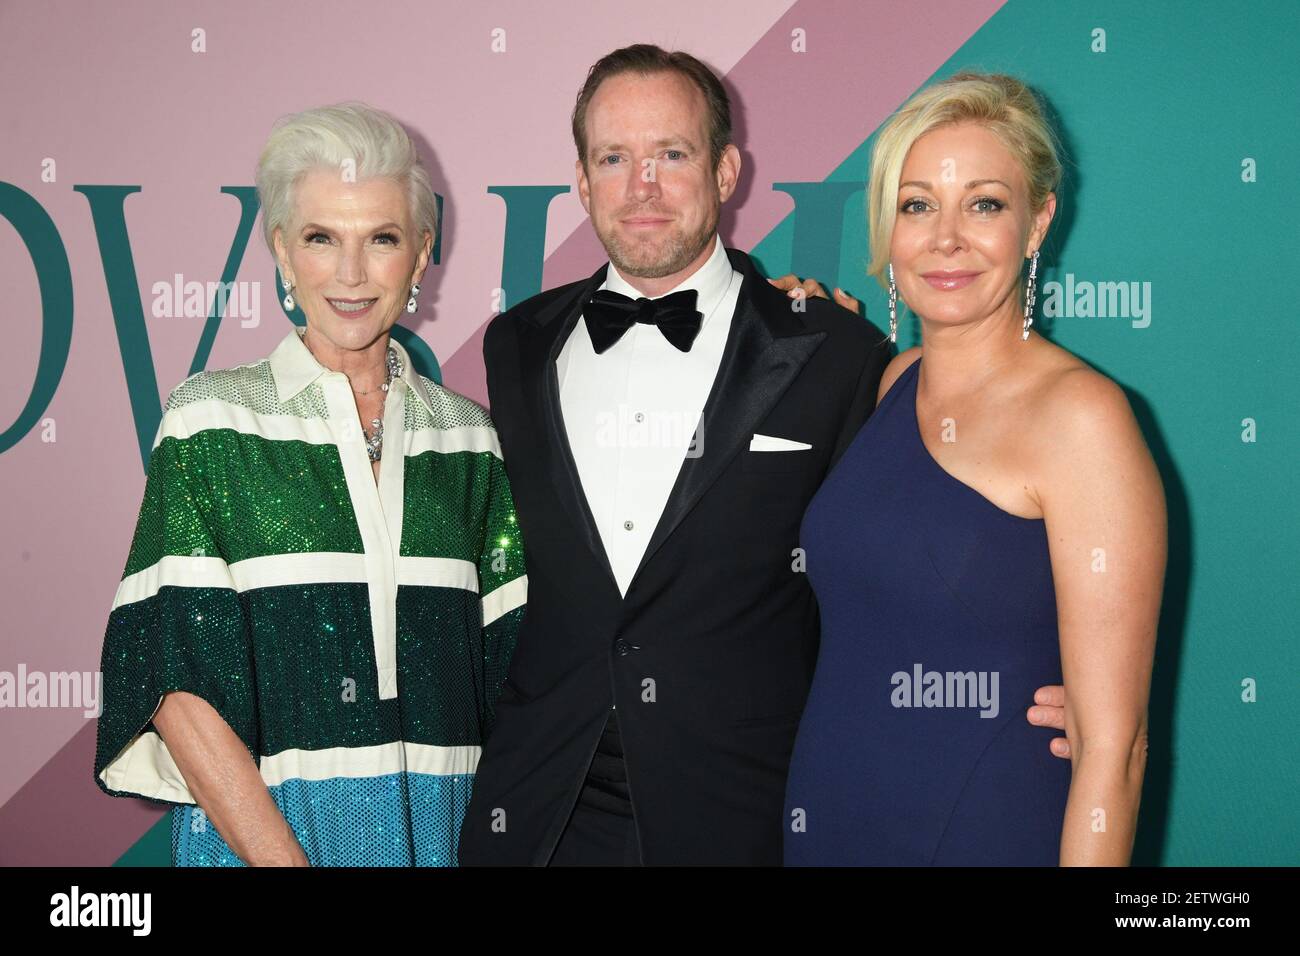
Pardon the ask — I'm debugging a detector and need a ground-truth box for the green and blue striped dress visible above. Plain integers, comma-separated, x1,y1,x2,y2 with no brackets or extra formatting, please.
93,329,526,866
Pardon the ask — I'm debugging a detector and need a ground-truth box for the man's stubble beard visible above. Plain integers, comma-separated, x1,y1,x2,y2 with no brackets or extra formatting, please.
599,204,720,280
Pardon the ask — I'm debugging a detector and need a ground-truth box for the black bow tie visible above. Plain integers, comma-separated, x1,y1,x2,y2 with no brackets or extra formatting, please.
584,288,703,355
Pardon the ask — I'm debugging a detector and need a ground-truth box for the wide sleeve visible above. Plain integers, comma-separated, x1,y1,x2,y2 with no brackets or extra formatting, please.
476,442,527,740
93,402,259,805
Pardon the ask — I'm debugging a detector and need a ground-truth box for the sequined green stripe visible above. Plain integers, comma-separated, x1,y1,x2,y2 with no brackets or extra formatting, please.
254,583,491,750
123,430,363,577
97,582,497,769
401,451,524,593
480,605,525,739
394,586,499,746
479,454,524,596
95,585,258,797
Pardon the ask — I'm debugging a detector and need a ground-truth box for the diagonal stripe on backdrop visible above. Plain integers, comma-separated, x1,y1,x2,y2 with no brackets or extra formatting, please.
0,0,1004,867
439,0,1006,405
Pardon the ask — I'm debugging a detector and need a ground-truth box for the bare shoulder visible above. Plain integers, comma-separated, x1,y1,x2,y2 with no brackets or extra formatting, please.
1023,346,1166,563
1025,346,1156,494
877,347,922,403
1035,358,1139,445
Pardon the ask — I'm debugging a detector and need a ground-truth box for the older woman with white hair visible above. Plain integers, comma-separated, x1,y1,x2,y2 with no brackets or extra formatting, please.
93,103,526,866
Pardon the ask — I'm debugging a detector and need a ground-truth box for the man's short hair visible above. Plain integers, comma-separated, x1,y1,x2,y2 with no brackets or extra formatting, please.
571,43,733,169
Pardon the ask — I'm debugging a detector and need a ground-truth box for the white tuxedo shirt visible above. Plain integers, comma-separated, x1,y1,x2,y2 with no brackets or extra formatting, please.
557,235,741,597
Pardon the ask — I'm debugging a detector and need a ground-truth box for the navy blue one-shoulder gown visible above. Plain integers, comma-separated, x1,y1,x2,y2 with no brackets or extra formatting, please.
784,356,1071,866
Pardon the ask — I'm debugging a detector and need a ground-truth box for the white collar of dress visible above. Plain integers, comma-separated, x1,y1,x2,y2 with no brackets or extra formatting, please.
270,327,440,416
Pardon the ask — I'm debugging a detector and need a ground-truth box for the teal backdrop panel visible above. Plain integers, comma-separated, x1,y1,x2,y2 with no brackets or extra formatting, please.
751,0,1299,865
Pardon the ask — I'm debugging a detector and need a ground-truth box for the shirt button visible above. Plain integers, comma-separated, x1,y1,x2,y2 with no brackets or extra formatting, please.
623,520,634,531
634,412,645,422
613,638,631,656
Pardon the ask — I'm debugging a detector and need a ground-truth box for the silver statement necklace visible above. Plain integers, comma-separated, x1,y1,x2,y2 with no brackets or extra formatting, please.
363,346,403,462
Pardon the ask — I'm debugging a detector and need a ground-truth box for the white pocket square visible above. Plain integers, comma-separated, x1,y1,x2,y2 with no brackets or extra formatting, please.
749,433,812,452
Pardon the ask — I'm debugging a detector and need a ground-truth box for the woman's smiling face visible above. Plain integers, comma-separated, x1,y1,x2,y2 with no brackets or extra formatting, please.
275,168,430,355
890,121,1053,331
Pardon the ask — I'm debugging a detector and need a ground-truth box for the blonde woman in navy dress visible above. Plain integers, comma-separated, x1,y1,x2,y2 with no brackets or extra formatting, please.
784,73,1165,865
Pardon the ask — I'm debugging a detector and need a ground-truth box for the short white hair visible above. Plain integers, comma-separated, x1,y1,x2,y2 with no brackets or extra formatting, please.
254,102,437,256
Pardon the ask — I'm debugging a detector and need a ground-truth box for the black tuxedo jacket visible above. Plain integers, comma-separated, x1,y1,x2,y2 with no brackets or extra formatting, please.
457,247,890,865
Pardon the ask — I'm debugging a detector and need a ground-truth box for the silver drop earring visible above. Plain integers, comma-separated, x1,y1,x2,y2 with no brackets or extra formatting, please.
887,262,898,344
281,275,296,312
406,282,421,314
1022,250,1039,341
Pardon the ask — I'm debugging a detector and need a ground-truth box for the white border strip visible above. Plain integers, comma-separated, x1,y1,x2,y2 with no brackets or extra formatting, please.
396,557,479,592
482,575,527,626
158,399,337,446
113,553,483,610
99,731,481,803
228,552,367,591
259,740,481,785
99,726,194,804
407,426,502,460
112,556,234,611
155,401,503,460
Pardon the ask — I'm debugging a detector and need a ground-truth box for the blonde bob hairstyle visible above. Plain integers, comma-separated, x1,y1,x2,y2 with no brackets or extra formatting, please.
255,102,438,257
866,71,1062,289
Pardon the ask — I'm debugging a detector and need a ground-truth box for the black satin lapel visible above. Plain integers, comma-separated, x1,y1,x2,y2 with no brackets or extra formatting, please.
519,275,620,589
633,295,827,578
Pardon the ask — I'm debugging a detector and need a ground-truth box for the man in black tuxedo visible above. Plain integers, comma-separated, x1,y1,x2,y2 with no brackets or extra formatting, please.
458,44,1068,866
